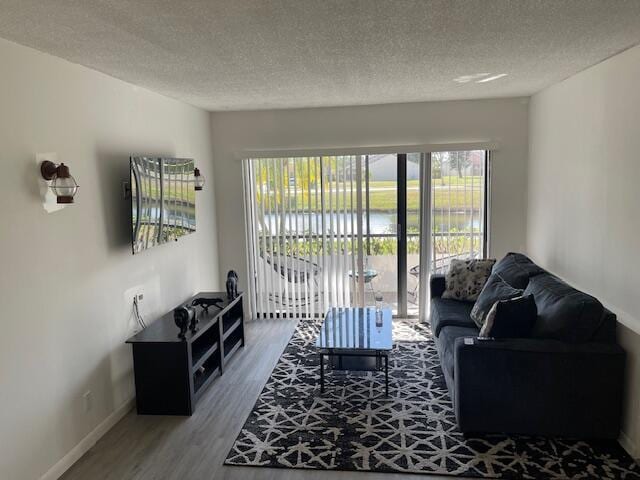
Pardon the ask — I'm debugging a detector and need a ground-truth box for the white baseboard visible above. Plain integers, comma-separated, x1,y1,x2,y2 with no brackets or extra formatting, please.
39,398,135,480
619,429,639,460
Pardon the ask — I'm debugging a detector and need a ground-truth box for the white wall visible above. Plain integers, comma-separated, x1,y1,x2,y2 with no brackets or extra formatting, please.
0,39,219,480
211,98,529,293
528,44,640,457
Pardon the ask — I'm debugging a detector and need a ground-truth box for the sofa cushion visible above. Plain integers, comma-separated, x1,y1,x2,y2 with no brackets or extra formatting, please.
442,258,496,301
430,274,447,298
479,294,538,339
492,252,546,289
431,297,476,337
470,273,523,328
592,308,618,343
524,274,605,343
437,326,478,382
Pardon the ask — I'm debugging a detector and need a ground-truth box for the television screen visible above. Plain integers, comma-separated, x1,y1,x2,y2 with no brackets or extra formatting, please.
131,157,196,254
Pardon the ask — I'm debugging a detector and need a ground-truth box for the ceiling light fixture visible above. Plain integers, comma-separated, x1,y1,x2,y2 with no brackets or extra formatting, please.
453,73,490,84
477,73,508,83
40,160,79,204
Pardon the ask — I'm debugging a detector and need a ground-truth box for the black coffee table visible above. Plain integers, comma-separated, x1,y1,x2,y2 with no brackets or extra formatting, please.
316,307,393,396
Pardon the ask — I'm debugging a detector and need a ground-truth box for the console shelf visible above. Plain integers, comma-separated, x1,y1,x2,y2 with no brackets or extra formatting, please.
224,335,243,360
223,318,242,340
126,292,245,415
192,341,218,371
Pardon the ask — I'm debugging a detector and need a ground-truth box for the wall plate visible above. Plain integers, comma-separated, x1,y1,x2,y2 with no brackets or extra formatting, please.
36,152,65,213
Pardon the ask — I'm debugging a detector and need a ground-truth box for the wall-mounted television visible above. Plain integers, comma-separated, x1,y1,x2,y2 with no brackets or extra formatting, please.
130,156,196,254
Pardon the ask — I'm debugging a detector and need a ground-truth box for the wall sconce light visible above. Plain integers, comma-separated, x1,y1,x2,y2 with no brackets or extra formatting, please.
194,167,205,191
40,161,79,204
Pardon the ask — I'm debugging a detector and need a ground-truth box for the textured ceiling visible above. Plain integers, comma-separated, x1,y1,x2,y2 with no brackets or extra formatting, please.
1,0,640,111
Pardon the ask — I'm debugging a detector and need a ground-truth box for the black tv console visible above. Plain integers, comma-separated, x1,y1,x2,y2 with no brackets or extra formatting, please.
126,292,245,415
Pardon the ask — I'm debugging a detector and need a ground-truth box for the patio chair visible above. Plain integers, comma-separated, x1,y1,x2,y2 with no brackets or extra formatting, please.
408,252,481,301
262,252,321,308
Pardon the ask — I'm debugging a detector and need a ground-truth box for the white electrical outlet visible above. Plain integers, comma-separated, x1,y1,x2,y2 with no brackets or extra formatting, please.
125,286,146,306
124,285,148,335
82,390,93,413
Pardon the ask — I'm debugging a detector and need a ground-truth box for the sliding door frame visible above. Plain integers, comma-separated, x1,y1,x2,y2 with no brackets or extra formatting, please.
418,152,432,322
483,150,491,259
401,150,491,319
243,150,491,320
397,154,408,317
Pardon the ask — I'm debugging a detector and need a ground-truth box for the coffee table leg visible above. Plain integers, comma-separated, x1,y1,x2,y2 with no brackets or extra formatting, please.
320,353,325,394
384,354,389,397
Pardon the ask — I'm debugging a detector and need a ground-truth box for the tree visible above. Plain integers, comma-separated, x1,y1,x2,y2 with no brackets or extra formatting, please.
451,151,471,178
432,152,443,181
253,157,327,255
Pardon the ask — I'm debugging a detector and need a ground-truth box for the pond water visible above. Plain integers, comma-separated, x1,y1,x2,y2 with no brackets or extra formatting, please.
260,211,482,235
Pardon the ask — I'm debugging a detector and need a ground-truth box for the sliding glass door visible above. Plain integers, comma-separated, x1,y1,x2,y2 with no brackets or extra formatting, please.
362,154,399,313
406,153,422,316
243,151,488,319
243,156,364,318
429,150,488,272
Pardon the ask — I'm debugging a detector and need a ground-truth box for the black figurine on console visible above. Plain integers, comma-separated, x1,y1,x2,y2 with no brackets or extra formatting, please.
188,306,199,332
226,270,239,300
192,296,224,314
174,304,195,339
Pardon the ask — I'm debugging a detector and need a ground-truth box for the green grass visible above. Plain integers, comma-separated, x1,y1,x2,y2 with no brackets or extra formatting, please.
254,177,483,213
431,175,483,186
133,182,196,204
367,176,482,188
367,188,481,212
256,192,482,212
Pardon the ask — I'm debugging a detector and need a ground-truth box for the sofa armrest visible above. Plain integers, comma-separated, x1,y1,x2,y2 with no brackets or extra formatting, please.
430,274,446,298
453,337,625,438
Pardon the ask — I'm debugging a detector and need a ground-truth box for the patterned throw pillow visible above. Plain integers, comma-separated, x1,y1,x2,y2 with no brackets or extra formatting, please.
441,258,496,302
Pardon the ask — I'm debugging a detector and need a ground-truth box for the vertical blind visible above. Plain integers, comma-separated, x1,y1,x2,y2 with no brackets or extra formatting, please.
429,150,487,273
243,156,365,318
242,150,489,320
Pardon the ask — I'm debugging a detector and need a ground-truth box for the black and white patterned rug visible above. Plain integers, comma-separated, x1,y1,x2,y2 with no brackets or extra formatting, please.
225,318,640,478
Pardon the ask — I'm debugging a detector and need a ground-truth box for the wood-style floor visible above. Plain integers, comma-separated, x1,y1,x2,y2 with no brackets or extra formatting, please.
61,318,454,480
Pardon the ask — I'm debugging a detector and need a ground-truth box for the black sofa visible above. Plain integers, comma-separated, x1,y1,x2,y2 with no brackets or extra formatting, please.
430,253,625,439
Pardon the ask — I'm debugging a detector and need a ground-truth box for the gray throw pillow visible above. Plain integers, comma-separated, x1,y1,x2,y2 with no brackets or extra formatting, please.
470,273,523,328
442,258,496,302
492,252,546,289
